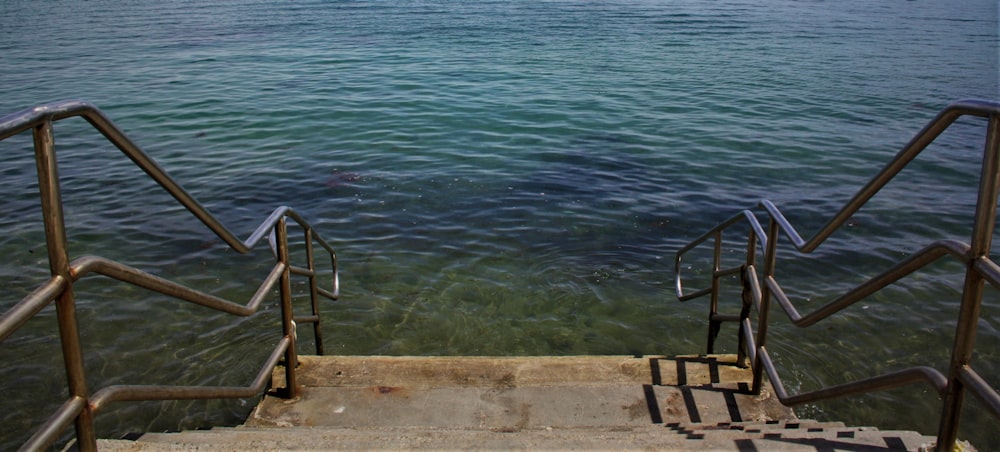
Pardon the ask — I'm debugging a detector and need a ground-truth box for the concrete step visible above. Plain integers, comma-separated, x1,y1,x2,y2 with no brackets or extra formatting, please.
93,355,952,451
246,355,793,429
103,423,940,451
664,422,937,450
695,419,849,431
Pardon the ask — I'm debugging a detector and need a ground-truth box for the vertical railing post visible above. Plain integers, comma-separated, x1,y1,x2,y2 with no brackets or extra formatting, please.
304,228,324,355
33,119,97,451
936,113,1000,451
736,229,760,368
706,231,723,354
736,265,751,368
752,216,780,395
275,217,299,398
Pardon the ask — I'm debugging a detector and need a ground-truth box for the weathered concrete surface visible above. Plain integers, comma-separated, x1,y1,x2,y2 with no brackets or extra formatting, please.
108,423,942,451
100,355,947,450
247,354,792,430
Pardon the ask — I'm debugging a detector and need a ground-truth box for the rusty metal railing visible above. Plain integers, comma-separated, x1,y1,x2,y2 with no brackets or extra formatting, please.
0,101,339,451
675,99,1000,451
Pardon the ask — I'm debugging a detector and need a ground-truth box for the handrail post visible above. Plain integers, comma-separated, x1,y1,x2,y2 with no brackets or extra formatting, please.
276,218,299,398
737,229,760,368
736,265,752,368
936,113,1000,451
706,231,723,354
752,216,780,395
33,119,97,451
0,102,342,449
304,228,324,355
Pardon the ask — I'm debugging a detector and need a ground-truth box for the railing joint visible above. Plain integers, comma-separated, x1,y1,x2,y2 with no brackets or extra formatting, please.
0,101,340,449
675,99,1000,451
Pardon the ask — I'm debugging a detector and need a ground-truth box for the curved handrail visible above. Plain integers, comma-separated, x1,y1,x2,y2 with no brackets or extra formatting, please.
676,209,766,301
677,99,1000,300
765,241,982,327
675,99,1000,451
676,99,1000,299
22,337,293,452
0,101,278,254
724,240,986,417
773,99,1000,253
90,337,292,409
739,260,1000,411
0,101,340,451
0,257,284,345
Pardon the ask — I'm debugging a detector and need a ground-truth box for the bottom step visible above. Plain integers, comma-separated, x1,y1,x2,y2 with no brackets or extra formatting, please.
102,422,943,451
95,355,960,451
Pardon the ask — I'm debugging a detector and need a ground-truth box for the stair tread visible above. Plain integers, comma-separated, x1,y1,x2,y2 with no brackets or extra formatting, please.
107,424,939,451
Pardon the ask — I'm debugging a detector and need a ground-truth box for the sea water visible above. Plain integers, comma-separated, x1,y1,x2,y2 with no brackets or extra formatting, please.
0,0,998,449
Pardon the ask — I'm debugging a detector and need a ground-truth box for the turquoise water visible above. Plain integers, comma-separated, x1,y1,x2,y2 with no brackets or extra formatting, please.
1,0,998,448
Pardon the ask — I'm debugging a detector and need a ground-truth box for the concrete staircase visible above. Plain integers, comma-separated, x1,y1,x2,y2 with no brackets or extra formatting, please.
98,355,944,451
102,421,940,451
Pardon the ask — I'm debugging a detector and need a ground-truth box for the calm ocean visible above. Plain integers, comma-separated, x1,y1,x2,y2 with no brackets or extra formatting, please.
1,0,998,448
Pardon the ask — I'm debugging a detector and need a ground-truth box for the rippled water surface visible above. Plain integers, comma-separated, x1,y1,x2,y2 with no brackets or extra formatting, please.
1,0,998,449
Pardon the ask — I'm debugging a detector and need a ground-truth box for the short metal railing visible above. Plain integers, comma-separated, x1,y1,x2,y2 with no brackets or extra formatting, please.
0,101,339,451
675,99,1000,451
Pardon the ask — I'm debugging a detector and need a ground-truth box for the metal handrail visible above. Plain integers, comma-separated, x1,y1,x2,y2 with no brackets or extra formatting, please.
0,101,339,451
675,99,1000,451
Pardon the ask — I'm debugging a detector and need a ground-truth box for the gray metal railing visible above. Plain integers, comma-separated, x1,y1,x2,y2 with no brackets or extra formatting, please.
0,101,339,451
675,99,1000,451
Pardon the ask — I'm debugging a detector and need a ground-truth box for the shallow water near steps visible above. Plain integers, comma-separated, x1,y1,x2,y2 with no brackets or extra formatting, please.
0,0,998,449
